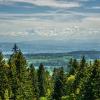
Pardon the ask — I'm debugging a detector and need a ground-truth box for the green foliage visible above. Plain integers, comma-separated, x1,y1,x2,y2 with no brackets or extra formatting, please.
29,64,39,99
52,78,63,100
0,45,100,100
61,96,69,100
68,58,79,75
8,44,33,100
39,97,47,100
0,52,8,100
38,63,47,97
52,67,65,100
67,75,75,84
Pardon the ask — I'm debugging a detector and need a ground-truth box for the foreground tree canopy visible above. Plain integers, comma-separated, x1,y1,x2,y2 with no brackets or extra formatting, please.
0,44,100,100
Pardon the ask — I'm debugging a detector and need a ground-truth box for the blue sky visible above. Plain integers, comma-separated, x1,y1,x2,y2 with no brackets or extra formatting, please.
0,0,100,46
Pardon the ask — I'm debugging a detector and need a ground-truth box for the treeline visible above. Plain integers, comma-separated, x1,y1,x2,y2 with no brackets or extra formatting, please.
0,44,100,100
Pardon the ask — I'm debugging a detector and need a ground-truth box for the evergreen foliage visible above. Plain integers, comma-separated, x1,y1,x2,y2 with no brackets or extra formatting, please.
0,44,100,100
37,63,46,97
29,64,39,99
0,52,8,100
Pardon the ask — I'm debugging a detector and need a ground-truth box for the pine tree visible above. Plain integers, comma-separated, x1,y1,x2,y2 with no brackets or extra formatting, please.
80,56,86,69
70,59,79,93
92,60,100,99
78,56,86,81
52,77,64,100
0,52,8,100
29,64,39,99
52,67,65,100
12,43,19,53
81,78,94,100
8,57,18,100
72,59,78,73
52,68,58,81
59,67,65,95
59,67,64,81
68,58,73,74
14,50,27,80
8,44,33,100
37,63,46,97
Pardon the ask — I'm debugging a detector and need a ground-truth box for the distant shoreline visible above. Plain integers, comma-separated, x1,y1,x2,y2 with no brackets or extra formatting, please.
3,50,100,60
3,50,100,55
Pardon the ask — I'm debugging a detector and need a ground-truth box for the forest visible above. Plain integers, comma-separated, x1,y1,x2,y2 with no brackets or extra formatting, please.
0,44,100,100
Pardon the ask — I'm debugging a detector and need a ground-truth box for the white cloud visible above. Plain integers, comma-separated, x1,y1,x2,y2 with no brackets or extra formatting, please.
0,0,100,42
31,0,80,8
0,0,100,45
0,0,81,8
0,12,100,42
91,6,100,9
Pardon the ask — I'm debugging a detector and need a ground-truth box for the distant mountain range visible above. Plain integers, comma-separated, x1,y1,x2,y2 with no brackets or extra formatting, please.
67,51,100,59
67,51,100,55
0,42,100,59
4,51,100,60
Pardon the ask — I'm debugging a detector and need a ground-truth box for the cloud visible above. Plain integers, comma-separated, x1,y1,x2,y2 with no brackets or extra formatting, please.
30,0,80,8
0,0,81,8
0,0,100,43
91,6,100,9
0,11,100,42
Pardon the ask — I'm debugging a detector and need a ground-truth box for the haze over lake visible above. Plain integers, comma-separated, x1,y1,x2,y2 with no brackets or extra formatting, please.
0,41,100,55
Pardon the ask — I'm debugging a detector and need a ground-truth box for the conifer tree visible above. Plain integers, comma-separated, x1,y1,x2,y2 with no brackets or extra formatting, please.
81,78,94,100
52,67,65,100
52,68,58,81
80,56,86,69
29,64,39,99
92,60,100,99
52,76,64,100
78,56,86,82
0,52,8,100
68,58,73,74
59,67,65,95
8,57,18,100
72,59,78,73
8,44,33,100
12,43,19,53
38,63,46,97
69,58,73,66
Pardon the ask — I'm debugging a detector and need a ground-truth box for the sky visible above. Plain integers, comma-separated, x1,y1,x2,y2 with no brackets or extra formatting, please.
0,0,100,49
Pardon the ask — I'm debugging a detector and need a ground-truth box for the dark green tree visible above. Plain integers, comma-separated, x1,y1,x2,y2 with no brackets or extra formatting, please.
29,64,39,99
8,56,18,100
92,60,100,99
81,78,94,100
68,58,73,74
12,43,19,53
0,52,8,100
37,63,46,97
59,67,65,96
52,68,58,81
80,56,86,69
78,56,86,81
52,67,65,100
8,44,33,100
52,77,64,100
69,59,79,75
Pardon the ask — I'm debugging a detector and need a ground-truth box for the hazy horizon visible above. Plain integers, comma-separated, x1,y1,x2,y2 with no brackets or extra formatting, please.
0,42,100,55
0,0,100,51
